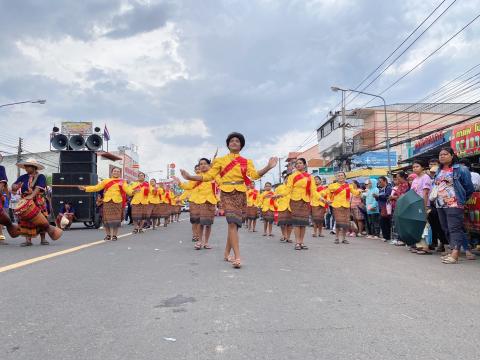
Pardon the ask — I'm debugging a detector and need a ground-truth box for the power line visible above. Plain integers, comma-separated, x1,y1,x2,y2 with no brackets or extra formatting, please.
345,0,458,108
360,12,480,108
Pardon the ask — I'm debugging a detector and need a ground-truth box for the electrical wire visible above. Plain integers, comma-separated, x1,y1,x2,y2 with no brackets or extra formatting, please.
360,12,480,109
345,0,458,108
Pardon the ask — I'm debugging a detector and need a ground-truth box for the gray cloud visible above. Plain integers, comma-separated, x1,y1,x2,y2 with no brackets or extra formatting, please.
105,1,174,39
1,0,479,166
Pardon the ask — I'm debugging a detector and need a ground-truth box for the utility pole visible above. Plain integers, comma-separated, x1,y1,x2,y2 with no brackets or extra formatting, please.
278,157,283,183
341,90,346,171
16,137,23,177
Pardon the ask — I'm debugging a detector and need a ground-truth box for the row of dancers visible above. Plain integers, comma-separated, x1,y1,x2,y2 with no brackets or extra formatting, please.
77,131,356,268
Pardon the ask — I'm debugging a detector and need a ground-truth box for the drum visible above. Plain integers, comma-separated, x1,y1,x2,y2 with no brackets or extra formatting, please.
0,209,20,238
14,198,63,240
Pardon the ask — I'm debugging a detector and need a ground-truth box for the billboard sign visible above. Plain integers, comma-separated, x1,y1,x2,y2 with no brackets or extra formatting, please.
351,151,397,168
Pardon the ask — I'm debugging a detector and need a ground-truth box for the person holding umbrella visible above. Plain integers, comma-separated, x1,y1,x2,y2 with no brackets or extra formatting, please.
410,160,433,255
432,147,474,264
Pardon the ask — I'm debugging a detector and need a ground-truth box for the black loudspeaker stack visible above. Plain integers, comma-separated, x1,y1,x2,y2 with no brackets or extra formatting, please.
52,151,100,227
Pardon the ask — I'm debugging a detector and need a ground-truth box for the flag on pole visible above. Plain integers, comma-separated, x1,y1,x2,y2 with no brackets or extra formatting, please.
103,125,110,141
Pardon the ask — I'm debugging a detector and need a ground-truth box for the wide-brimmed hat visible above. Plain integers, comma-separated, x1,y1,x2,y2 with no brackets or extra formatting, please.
16,157,45,171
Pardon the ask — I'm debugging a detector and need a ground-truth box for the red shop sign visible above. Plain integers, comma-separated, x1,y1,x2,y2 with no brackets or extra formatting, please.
451,121,480,158
465,192,480,233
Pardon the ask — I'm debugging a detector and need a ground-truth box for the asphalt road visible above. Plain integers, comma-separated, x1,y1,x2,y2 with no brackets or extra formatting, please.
1,216,480,360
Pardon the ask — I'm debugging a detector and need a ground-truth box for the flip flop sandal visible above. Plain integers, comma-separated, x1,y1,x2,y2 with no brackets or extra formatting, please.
112,236,118,241
262,233,267,237
232,259,242,269
104,235,112,241
442,256,458,264
312,234,317,237
132,229,138,234
334,239,340,244
279,237,285,242
286,239,293,243
295,244,302,250
20,242,32,247
416,250,432,255
194,242,202,250
40,241,50,245
268,234,274,237
301,244,309,250
465,254,476,260
318,235,324,237
342,240,349,244
224,256,234,262
203,245,212,249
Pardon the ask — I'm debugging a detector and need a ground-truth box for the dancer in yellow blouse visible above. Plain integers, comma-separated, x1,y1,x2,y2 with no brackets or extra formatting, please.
79,167,130,241
246,183,260,232
147,178,161,230
128,172,150,234
326,171,362,244
180,132,277,269
278,158,316,250
311,176,328,238
274,175,293,243
259,182,276,237
175,158,218,250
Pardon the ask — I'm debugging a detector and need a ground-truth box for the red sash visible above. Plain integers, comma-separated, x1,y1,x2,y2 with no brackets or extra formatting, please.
269,196,279,223
219,156,252,186
293,172,312,198
191,181,217,197
165,192,171,205
133,181,149,196
193,181,202,189
248,190,258,201
317,185,326,192
104,179,126,207
333,183,350,201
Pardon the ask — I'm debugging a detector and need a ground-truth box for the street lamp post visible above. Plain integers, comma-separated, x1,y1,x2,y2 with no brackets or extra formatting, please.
331,87,391,175
0,99,47,108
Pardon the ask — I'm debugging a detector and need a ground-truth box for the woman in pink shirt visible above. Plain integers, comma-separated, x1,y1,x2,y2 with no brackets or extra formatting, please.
410,160,432,254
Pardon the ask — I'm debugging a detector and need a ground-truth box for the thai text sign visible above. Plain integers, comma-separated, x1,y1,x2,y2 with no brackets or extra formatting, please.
465,192,480,233
61,121,93,135
413,130,450,155
451,121,480,158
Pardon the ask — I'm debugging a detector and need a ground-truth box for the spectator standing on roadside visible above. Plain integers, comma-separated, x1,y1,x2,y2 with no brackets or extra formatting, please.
363,178,380,239
375,176,392,242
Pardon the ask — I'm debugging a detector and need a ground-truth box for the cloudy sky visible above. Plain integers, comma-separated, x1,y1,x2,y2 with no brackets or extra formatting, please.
0,0,479,182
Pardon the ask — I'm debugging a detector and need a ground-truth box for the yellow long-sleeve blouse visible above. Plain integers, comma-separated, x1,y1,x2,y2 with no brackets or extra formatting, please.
258,190,277,212
279,171,316,202
85,178,131,204
129,181,150,205
327,182,361,208
148,186,162,204
180,180,218,205
201,153,261,193
274,184,291,212
246,189,260,207
311,186,328,207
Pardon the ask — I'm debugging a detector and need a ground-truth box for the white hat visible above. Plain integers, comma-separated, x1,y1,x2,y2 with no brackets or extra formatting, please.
16,157,45,171
60,215,70,229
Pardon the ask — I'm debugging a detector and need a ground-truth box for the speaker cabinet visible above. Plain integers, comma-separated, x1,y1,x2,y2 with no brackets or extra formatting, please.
52,173,98,196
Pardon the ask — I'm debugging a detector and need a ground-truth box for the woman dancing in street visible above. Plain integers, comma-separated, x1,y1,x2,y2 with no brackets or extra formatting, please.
246,183,259,232
148,178,161,230
180,132,277,268
275,175,293,243
326,172,361,244
311,176,327,238
80,167,130,241
176,158,218,249
277,158,315,250
259,182,276,237
129,172,150,234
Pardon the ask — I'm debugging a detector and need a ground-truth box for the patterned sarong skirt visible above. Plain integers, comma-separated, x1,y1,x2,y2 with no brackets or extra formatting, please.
221,190,246,227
